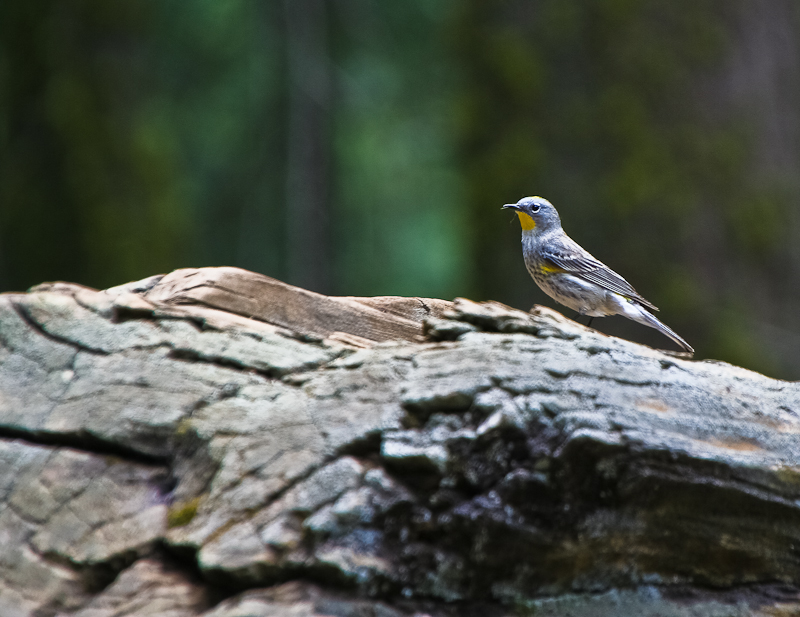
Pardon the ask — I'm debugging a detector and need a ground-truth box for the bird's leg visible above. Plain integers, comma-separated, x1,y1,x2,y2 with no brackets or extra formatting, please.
573,311,594,328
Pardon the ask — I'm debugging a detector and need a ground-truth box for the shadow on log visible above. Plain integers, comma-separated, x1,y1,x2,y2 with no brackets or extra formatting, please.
0,267,798,616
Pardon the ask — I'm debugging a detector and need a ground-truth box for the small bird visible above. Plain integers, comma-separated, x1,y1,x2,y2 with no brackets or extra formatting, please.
503,196,693,354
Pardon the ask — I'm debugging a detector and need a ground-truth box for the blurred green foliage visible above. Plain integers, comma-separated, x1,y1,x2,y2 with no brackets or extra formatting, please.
1,0,799,378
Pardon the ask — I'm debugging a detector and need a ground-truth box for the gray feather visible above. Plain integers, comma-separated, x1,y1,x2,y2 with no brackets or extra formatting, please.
541,237,658,311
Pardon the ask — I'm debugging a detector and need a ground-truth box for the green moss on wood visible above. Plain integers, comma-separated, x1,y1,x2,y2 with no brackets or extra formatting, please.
167,496,202,528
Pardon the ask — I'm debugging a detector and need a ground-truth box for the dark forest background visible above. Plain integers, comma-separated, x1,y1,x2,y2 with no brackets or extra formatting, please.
2,0,800,379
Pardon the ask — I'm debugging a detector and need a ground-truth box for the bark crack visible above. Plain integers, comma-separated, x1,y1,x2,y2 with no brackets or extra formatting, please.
0,425,170,467
11,300,109,357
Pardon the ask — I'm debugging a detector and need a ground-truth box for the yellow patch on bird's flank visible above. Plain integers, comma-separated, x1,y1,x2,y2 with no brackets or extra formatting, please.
516,211,536,230
539,263,566,274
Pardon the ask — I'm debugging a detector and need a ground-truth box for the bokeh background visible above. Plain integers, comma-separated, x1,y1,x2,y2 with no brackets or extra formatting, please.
2,0,799,379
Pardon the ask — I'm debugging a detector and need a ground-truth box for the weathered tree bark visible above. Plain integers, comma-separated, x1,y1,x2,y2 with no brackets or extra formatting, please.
0,267,798,616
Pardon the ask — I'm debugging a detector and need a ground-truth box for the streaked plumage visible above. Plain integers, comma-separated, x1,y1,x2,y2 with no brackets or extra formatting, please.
503,196,693,354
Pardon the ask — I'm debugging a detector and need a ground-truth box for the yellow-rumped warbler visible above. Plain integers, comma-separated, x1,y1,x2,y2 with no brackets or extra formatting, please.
503,196,693,355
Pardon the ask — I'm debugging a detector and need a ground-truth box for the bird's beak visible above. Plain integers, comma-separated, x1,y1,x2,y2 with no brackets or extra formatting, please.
502,203,520,211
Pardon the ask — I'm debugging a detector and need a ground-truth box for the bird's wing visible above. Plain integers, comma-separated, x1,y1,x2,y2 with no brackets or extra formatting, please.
541,238,659,311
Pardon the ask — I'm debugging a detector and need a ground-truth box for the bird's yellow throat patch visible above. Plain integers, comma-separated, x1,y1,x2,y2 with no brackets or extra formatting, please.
516,211,536,231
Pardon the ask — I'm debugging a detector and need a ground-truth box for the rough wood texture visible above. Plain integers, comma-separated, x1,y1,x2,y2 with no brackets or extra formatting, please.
144,267,453,344
0,267,799,616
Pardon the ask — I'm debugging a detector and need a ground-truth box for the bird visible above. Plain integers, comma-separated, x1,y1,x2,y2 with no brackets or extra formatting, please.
503,196,693,355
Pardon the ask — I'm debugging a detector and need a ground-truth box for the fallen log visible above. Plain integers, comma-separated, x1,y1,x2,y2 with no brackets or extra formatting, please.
1,267,798,616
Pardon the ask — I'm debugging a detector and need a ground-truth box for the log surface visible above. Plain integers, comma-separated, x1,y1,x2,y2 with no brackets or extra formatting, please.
1,267,799,616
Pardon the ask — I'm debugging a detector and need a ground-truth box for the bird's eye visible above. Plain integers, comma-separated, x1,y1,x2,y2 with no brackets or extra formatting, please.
530,204,541,213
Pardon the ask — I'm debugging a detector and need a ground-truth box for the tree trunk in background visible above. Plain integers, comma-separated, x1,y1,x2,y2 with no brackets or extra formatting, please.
283,0,332,294
715,0,800,369
685,0,800,374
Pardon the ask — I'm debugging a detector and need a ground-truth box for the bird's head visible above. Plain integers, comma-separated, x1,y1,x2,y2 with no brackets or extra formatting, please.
502,196,561,233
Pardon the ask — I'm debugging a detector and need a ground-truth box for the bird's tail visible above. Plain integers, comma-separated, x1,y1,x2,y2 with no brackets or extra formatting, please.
629,304,694,355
